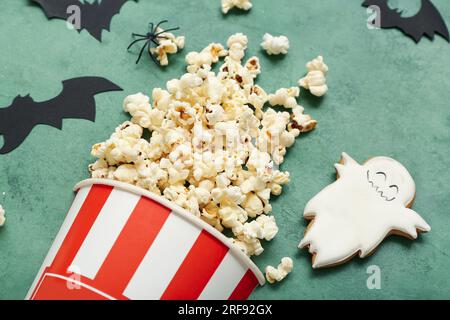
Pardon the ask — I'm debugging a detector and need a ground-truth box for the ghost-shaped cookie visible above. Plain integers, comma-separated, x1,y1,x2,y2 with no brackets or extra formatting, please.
299,153,431,268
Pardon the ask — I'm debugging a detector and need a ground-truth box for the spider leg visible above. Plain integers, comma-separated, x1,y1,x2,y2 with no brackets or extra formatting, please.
148,22,154,32
132,33,148,38
127,38,148,50
155,27,180,36
148,43,160,66
136,40,150,64
154,20,168,32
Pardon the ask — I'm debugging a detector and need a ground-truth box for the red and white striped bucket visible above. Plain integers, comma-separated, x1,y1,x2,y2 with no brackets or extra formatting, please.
26,179,265,300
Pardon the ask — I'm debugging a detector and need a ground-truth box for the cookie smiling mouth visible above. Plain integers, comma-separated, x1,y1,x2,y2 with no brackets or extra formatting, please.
366,170,397,202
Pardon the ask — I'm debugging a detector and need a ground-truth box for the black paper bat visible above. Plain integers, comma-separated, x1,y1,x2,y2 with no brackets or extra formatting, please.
31,0,138,41
0,77,122,154
362,0,450,43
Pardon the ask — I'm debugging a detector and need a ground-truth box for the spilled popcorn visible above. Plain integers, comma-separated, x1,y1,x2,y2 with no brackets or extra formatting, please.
265,257,293,284
89,33,317,279
221,0,252,14
0,205,5,227
261,33,290,56
299,55,329,97
151,27,185,66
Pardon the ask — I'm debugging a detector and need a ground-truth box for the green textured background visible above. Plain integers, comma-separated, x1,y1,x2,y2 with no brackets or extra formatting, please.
1,0,449,300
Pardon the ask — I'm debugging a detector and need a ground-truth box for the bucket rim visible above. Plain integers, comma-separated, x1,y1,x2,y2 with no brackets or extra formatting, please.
74,179,266,286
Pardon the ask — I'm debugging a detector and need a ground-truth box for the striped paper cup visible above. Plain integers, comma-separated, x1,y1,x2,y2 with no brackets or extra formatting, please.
26,179,265,300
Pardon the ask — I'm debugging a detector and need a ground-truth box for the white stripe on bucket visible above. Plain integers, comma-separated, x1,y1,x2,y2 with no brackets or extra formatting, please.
198,251,248,300
68,188,140,279
123,213,201,300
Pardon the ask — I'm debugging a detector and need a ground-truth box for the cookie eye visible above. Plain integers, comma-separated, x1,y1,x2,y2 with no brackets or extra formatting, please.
389,185,399,194
376,171,387,181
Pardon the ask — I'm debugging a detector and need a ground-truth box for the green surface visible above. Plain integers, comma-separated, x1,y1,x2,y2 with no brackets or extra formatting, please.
0,0,450,300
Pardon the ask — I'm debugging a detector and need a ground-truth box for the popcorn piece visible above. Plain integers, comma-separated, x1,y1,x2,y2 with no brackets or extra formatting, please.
201,202,223,232
227,33,248,49
0,205,5,227
242,215,278,241
306,55,329,74
167,73,203,98
90,121,146,166
186,51,213,73
226,33,248,62
228,45,245,63
219,205,247,229
258,109,293,165
242,193,264,217
89,33,318,262
248,85,268,119
256,215,279,240
265,257,294,284
211,174,245,206
206,43,228,63
152,40,178,66
244,238,264,256
233,237,264,256
164,184,189,210
113,164,139,184
206,104,226,125
261,33,290,55
299,71,328,97
221,0,252,14
186,43,227,73
290,106,317,133
299,56,328,97
245,57,261,78
152,88,171,111
89,158,116,180
123,93,165,130
268,87,299,109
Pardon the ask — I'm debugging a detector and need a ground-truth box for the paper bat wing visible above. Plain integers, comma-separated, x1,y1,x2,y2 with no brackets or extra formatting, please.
401,0,450,42
362,0,450,43
0,77,122,154
31,0,77,19
0,95,41,155
43,77,123,128
81,0,138,41
31,0,138,41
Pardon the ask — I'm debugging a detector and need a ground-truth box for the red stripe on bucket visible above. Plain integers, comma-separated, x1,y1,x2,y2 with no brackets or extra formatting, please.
48,185,113,275
94,196,171,298
228,269,259,300
160,230,229,300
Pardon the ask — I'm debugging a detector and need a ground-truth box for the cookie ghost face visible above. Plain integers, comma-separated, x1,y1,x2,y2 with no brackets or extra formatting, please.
299,153,430,268
365,156,416,206
366,170,399,202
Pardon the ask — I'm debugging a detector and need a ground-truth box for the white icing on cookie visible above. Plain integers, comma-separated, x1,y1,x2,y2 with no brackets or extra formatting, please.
299,152,431,268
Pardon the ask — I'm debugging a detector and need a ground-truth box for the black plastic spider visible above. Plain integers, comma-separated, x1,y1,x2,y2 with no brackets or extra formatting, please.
127,20,180,65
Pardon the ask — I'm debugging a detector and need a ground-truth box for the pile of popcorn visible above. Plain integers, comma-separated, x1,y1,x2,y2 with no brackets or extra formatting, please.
152,27,185,66
0,205,5,227
90,33,319,281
